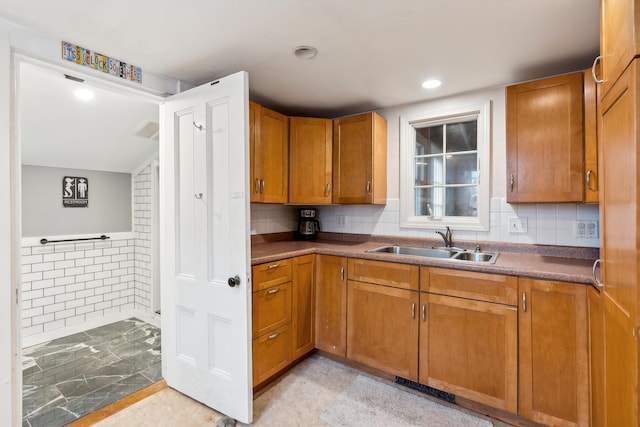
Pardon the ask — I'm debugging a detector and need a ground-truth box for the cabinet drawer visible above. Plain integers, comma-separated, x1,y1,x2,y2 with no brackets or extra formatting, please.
421,267,517,306
252,324,290,386
252,259,292,291
348,258,419,290
252,282,291,337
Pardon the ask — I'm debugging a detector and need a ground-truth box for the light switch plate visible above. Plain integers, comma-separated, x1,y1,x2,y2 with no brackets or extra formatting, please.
508,216,527,234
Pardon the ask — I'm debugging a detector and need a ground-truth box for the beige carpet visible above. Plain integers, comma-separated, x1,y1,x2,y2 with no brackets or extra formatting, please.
94,355,500,426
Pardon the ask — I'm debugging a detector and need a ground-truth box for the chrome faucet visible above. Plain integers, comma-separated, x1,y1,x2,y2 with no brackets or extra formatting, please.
436,226,452,248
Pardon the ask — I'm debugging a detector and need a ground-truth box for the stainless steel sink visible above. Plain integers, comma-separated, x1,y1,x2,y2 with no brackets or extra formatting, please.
367,245,499,264
367,245,457,258
452,251,498,263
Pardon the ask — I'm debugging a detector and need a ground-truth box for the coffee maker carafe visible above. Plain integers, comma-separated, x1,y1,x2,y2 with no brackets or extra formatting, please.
296,208,320,240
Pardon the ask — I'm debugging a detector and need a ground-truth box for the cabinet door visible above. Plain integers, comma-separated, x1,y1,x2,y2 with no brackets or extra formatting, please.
599,60,639,425
333,112,387,204
289,117,332,204
419,293,517,412
315,255,347,356
260,107,289,203
347,281,419,381
600,0,640,97
250,102,288,203
249,101,260,202
506,72,584,202
583,68,599,203
518,279,589,426
291,255,315,361
587,287,604,427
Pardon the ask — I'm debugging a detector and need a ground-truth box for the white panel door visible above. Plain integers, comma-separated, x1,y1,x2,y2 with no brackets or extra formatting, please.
160,71,252,423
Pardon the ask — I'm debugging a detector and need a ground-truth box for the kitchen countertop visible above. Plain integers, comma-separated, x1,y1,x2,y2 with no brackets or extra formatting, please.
251,233,599,286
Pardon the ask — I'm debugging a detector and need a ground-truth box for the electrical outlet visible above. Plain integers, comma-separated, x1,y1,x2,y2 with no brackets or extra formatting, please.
575,220,599,238
336,215,347,227
508,216,527,234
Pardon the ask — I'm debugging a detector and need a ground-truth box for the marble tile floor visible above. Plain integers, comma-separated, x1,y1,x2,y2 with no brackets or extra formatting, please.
22,318,162,427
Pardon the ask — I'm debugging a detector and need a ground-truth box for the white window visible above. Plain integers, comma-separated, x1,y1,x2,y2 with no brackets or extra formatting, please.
400,101,491,230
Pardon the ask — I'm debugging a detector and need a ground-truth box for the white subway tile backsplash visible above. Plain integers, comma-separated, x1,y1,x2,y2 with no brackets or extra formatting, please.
273,197,601,249
21,234,141,339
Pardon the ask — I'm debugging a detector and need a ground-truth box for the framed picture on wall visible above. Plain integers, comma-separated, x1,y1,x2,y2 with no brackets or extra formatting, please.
62,176,89,207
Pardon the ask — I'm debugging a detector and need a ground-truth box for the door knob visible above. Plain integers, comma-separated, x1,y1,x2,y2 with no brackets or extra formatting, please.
227,275,241,287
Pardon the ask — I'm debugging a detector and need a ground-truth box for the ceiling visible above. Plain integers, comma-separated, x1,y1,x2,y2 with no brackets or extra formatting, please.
5,1,600,173
19,62,159,173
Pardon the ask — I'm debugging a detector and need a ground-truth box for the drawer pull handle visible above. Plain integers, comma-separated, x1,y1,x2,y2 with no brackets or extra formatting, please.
522,292,527,313
421,304,426,322
340,266,345,282
592,259,604,289
267,288,280,295
268,332,281,340
586,170,596,192
592,55,604,84
267,263,281,269
411,302,416,319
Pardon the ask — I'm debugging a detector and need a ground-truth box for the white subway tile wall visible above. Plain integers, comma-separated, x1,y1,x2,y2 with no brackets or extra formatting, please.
133,165,153,313
250,198,600,248
21,237,136,338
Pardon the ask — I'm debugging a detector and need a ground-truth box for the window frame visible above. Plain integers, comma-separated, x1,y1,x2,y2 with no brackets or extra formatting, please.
399,101,491,231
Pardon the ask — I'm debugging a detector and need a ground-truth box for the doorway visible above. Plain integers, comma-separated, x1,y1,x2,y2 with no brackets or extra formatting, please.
17,58,163,426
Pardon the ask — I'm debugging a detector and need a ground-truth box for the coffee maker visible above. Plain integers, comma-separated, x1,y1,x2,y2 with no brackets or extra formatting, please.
296,208,320,240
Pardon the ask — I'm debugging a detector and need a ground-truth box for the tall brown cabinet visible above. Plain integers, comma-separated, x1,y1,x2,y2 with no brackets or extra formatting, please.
595,0,640,424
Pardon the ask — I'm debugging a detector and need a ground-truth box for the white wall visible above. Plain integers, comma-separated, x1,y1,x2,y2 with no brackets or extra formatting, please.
252,85,601,248
133,163,154,313
21,233,136,341
21,165,132,237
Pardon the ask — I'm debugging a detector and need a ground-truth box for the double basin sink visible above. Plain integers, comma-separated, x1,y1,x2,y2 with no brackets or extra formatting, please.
367,245,499,264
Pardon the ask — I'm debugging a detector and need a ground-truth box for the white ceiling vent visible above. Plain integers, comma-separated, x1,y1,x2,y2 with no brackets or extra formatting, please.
133,120,159,140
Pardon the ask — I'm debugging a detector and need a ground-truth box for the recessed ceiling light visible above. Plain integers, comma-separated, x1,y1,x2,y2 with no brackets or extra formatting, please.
75,88,94,101
294,46,318,60
422,79,442,89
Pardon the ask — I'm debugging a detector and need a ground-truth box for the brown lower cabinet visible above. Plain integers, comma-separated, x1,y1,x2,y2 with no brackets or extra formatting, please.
518,278,589,427
315,255,347,357
291,255,315,361
252,255,315,388
419,267,518,413
253,254,592,426
346,281,419,381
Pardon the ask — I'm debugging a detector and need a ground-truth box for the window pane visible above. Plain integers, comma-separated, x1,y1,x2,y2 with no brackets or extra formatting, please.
446,120,477,152
415,187,444,217
415,156,443,186
446,153,477,184
416,126,443,155
445,187,478,217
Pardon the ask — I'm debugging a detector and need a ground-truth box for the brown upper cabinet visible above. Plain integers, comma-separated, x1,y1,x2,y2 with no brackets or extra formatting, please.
289,117,333,204
332,112,387,204
598,0,640,97
250,101,289,203
506,71,586,203
583,68,599,203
